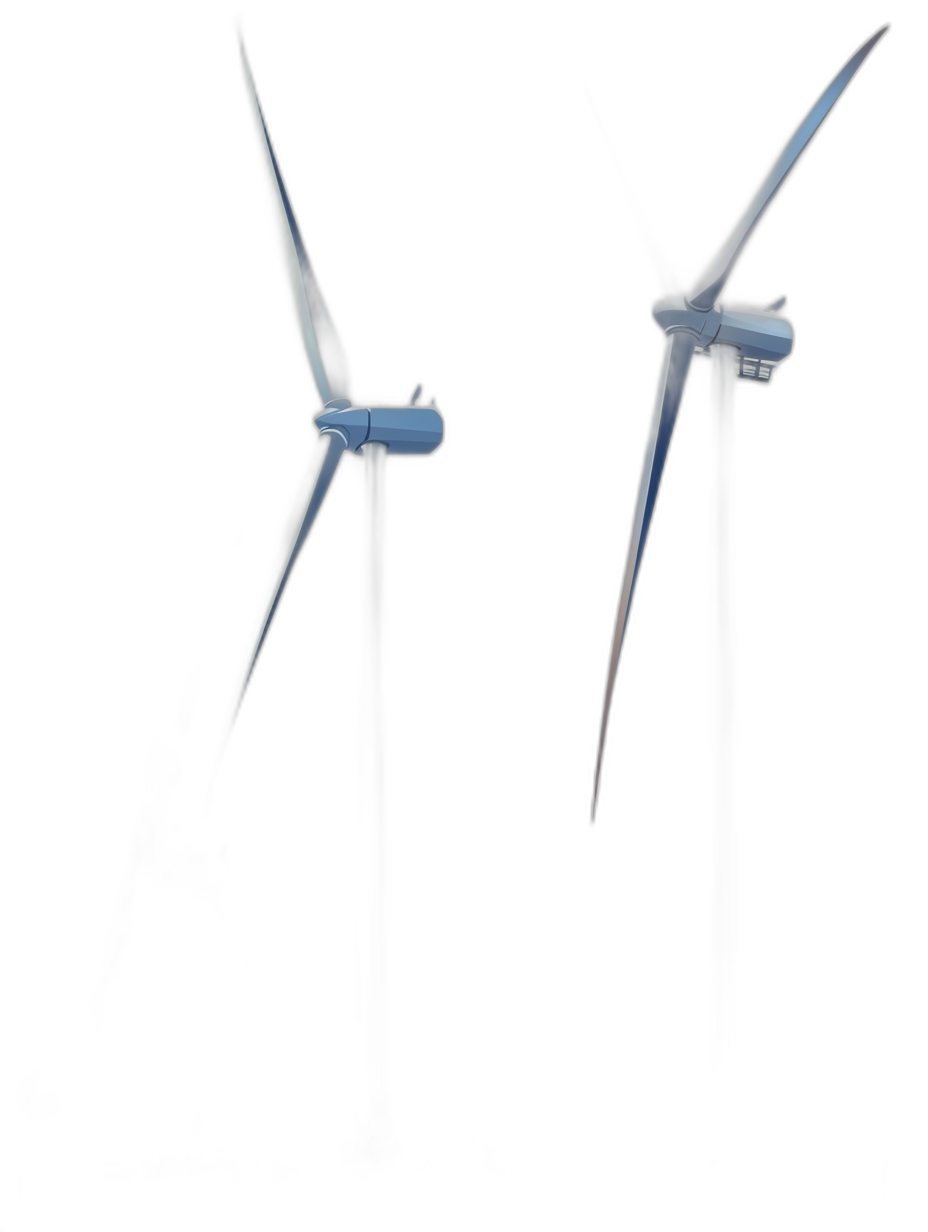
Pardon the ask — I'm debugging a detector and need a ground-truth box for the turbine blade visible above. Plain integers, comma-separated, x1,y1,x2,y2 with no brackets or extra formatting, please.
213,428,347,778
688,26,887,312
240,43,350,405
581,86,675,298
591,331,697,819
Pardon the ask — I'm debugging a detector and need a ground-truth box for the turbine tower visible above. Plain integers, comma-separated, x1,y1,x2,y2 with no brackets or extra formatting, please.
591,26,887,820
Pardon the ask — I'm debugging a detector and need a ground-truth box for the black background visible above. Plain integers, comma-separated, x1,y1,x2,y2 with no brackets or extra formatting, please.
9,7,907,1202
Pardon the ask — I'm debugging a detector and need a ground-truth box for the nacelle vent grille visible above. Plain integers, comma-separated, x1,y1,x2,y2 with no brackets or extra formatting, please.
737,356,774,381
690,347,778,379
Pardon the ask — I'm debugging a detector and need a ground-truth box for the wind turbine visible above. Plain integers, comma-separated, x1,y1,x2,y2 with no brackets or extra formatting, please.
589,24,887,1034
591,25,888,821
236,45,442,1133
208,33,443,753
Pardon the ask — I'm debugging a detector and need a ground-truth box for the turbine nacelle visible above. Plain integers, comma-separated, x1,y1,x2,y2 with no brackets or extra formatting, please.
652,296,793,366
316,399,443,455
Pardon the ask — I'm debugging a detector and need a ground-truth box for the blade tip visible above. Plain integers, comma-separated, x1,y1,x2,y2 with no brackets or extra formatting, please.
864,25,890,53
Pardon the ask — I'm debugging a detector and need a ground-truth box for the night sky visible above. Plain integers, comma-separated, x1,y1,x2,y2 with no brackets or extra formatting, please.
10,7,902,1202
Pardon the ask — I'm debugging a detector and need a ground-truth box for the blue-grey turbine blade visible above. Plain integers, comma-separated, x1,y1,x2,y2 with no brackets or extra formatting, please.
591,331,697,819
688,25,887,312
240,43,350,404
237,430,348,714
581,87,675,300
